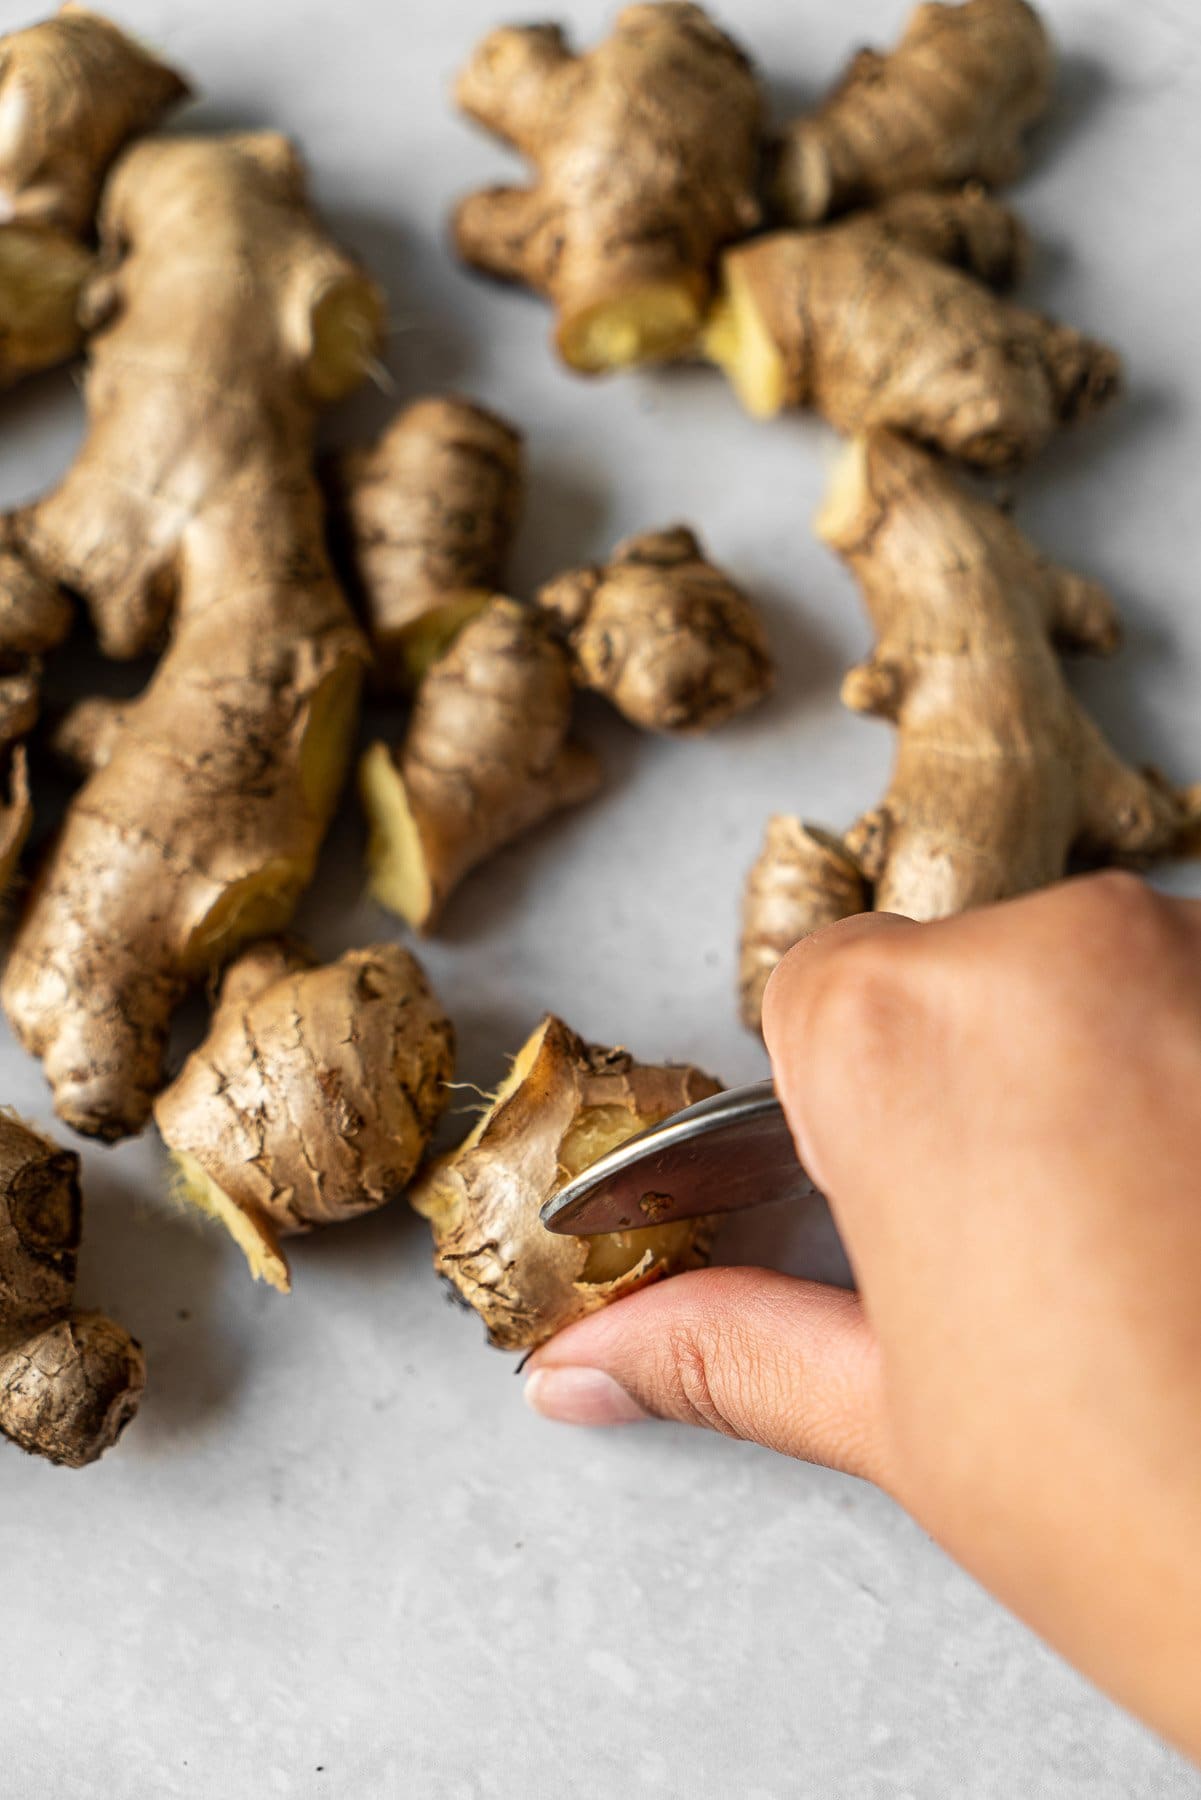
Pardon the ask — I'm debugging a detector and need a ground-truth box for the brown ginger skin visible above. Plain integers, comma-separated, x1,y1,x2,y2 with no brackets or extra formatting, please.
327,395,523,689
0,10,186,881
411,1014,720,1351
538,526,773,734
0,1112,144,1466
154,941,455,1293
0,5,188,233
0,559,74,892
360,598,602,932
0,133,384,1141
773,0,1053,226
739,819,867,1031
0,7,188,387
704,192,1119,468
453,3,763,372
851,183,1028,289
738,431,1200,1024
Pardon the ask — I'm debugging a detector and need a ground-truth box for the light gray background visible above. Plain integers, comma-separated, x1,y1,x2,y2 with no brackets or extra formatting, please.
0,0,1199,1794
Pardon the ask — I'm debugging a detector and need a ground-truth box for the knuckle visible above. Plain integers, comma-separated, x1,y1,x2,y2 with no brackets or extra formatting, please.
800,940,912,1073
661,1317,739,1436
1083,866,1157,914
1073,869,1177,955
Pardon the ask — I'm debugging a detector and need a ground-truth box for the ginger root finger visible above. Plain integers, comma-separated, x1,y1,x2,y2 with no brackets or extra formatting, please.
453,3,762,373
154,941,455,1293
772,0,1053,226
0,1113,144,1465
858,184,1028,289
739,819,867,1031
361,598,601,932
411,1014,719,1351
0,7,187,387
738,431,1200,1023
0,537,76,893
0,535,74,753
0,225,93,386
0,6,189,233
537,525,773,734
0,747,30,896
327,396,523,690
703,207,1119,466
1,133,384,1141
10,132,383,660
0,9,186,881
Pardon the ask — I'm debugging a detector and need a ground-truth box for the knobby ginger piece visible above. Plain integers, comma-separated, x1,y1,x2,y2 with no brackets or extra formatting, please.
773,0,1053,225
0,6,188,386
740,819,868,1031
0,9,186,885
361,598,601,932
453,2,762,372
411,1015,720,1350
0,133,384,1141
0,556,74,891
537,526,773,734
844,184,1029,288
0,224,92,387
327,395,523,689
0,1112,144,1465
703,193,1118,467
738,431,1201,1025
154,941,454,1293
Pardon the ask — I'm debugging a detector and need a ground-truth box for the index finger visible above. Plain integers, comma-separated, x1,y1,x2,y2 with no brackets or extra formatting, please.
761,910,926,1234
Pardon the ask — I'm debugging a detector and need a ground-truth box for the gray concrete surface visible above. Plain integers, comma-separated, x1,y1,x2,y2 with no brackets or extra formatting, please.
1,0,1199,1793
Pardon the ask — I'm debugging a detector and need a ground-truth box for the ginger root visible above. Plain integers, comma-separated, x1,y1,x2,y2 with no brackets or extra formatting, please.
537,526,773,734
411,1014,719,1350
1,133,384,1140
327,395,523,689
738,431,1200,1024
0,1111,144,1465
705,187,1115,461
842,183,1028,288
773,0,1052,226
0,557,74,891
361,598,601,932
0,6,187,387
154,941,454,1293
0,9,186,885
453,3,762,372
703,192,1119,466
740,819,868,1031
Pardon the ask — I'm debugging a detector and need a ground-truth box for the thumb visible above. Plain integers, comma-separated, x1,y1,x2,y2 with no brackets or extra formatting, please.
524,1265,888,1484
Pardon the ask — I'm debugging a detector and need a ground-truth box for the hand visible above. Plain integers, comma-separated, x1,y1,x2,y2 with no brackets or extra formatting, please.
525,873,1201,1760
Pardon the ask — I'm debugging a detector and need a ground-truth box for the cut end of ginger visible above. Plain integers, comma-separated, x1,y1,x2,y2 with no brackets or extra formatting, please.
813,436,872,549
558,1100,700,1286
306,272,386,401
701,276,787,419
359,739,435,929
172,1150,292,1293
392,591,492,689
558,282,704,373
299,660,364,816
411,1015,720,1349
186,858,302,971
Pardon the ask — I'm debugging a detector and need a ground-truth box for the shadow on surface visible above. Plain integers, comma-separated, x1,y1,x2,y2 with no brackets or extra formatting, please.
77,1151,247,1446
510,454,610,598
320,204,478,450
1029,51,1114,175
752,578,848,720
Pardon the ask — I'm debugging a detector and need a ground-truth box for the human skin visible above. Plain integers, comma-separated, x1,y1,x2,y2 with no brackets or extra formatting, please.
525,874,1201,1761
